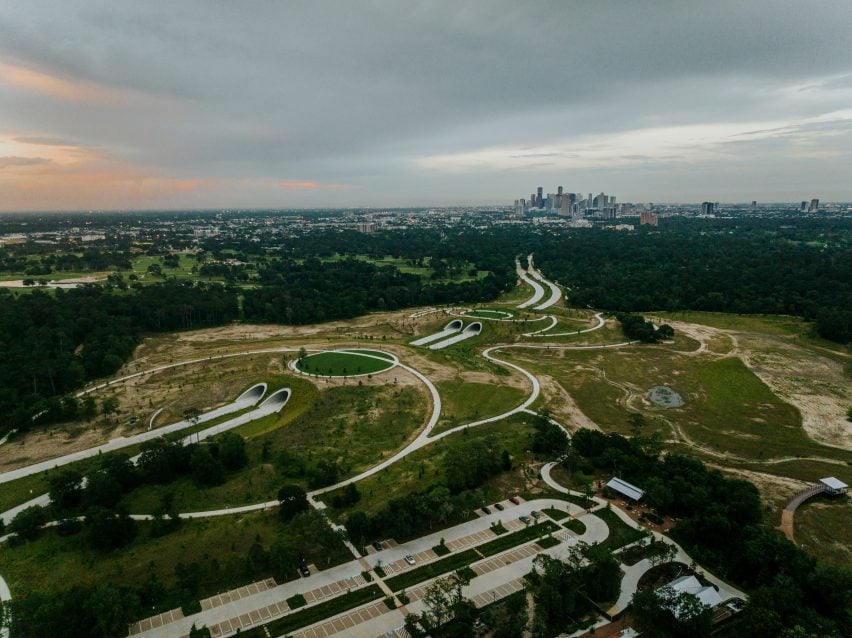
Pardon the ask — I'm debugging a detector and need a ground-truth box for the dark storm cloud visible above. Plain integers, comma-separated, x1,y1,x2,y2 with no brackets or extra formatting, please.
0,0,851,208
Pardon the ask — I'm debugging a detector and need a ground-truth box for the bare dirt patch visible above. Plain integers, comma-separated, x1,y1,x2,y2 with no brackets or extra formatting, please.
537,374,600,432
736,335,852,450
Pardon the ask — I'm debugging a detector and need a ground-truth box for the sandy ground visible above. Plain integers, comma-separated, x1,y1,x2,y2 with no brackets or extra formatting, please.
735,335,851,450
536,373,600,432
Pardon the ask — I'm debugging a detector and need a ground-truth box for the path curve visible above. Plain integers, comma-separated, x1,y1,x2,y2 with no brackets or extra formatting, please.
530,312,605,338
516,260,545,309
780,485,827,541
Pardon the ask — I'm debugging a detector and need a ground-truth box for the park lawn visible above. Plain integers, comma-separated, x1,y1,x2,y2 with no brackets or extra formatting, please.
593,508,647,551
0,510,350,614
691,357,848,461
321,254,489,284
434,381,528,433
130,253,207,284
795,499,852,566
322,414,540,518
123,384,428,512
296,351,395,376
341,349,395,361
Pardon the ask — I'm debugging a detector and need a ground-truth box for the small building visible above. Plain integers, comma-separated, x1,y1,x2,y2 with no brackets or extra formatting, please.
657,575,724,621
819,477,848,497
606,477,645,502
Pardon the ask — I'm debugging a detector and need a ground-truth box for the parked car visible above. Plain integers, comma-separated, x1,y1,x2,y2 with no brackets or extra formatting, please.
299,563,310,577
372,541,383,552
509,496,520,505
494,503,505,511
481,506,491,515
519,515,531,524
531,510,541,519
404,554,416,566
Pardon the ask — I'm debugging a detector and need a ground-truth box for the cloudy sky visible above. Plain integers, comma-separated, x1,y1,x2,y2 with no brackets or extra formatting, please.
1,1,851,211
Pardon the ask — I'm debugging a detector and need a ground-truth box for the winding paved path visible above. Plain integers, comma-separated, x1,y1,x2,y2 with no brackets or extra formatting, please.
526,254,563,310
515,260,545,309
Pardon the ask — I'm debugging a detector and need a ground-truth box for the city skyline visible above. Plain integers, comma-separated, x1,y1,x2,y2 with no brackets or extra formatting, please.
2,1,852,211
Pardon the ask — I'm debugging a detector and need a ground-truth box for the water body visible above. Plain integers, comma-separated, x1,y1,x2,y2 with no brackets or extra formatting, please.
647,385,684,408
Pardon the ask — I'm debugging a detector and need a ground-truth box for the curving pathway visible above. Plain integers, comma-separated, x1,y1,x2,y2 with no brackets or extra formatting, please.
526,254,563,310
515,260,545,309
530,312,605,338
0,383,268,486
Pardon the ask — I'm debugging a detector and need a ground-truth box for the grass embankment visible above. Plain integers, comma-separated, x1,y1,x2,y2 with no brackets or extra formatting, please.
0,376,313,515
322,414,539,518
124,384,427,513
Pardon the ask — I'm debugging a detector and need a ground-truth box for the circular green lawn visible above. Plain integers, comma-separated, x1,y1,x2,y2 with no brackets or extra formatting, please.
295,350,396,377
464,309,513,320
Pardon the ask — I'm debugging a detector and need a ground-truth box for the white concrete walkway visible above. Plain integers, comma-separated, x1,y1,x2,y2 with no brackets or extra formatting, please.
516,260,545,309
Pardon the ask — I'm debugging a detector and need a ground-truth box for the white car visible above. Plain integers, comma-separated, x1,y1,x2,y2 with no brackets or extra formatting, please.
404,554,416,566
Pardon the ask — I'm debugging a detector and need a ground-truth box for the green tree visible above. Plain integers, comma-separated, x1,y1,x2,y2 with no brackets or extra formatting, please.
217,432,248,470
101,396,120,422
48,469,84,511
9,506,48,541
190,446,225,486
278,484,309,522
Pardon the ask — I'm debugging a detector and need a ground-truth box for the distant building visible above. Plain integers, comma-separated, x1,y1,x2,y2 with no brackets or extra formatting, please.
808,198,820,212
701,202,715,215
640,211,659,226
801,201,808,212
356,222,376,233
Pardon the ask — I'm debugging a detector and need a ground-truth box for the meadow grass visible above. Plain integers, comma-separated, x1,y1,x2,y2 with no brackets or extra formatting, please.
433,381,528,434
322,414,539,517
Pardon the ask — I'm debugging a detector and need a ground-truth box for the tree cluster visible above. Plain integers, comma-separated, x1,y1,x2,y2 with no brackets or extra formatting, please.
568,429,851,636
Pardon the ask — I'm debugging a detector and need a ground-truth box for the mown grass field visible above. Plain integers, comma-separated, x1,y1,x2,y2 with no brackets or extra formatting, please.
296,350,395,376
